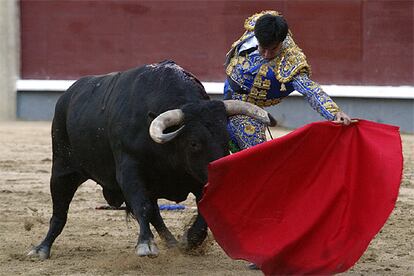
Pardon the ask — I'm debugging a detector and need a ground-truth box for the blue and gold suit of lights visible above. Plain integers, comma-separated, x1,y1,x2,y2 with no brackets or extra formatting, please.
225,10,341,152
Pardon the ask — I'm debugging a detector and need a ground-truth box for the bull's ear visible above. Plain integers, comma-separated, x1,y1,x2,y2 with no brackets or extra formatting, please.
147,111,157,125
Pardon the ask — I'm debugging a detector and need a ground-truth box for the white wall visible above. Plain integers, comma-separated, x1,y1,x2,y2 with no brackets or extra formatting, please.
0,0,19,120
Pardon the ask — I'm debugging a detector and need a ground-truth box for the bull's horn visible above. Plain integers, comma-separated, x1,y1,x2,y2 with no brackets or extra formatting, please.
149,109,185,144
224,100,277,126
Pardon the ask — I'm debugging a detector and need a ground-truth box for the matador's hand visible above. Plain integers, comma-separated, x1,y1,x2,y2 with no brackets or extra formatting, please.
333,111,352,125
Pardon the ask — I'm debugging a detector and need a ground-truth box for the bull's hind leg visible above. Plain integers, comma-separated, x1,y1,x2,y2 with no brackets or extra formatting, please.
150,201,178,247
28,166,85,259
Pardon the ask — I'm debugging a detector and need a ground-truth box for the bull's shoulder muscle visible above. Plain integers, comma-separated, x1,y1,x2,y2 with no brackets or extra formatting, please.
67,75,97,92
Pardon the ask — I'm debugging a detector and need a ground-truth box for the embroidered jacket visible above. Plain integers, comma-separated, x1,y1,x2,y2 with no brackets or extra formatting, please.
224,10,340,120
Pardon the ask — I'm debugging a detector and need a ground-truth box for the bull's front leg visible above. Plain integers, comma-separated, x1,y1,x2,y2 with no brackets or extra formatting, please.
116,154,159,257
185,193,208,249
150,200,178,247
185,212,208,249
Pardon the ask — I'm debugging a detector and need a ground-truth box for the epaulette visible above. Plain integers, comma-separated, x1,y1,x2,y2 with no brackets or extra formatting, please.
273,35,311,84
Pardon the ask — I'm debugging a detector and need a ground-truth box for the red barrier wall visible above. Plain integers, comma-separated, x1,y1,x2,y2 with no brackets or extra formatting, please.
20,0,413,85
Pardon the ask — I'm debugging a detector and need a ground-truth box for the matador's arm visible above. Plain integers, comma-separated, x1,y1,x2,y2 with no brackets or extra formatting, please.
291,73,340,121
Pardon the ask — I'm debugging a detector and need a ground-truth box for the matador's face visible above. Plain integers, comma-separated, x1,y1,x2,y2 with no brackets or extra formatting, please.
258,41,282,61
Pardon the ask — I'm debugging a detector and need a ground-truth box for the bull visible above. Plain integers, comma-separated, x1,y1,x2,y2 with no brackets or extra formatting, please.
28,60,275,259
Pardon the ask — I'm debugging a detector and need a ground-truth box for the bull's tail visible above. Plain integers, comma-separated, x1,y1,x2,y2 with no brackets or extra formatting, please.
125,204,136,222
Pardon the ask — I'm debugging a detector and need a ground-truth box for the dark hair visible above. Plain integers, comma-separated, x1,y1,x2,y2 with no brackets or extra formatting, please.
254,14,289,47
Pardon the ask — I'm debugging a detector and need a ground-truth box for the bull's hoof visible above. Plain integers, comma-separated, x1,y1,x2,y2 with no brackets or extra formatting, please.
183,229,207,249
27,245,50,260
160,231,178,248
178,231,207,256
157,228,178,248
136,239,159,258
165,237,178,248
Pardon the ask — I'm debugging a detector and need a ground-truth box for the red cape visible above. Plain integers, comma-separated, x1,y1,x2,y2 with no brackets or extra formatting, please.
199,120,402,275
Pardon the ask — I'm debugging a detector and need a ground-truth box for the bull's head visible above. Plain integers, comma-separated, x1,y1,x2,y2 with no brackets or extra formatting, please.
149,100,276,144
148,100,276,184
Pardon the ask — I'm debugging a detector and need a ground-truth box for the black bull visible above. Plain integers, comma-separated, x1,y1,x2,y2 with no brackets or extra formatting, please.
28,61,275,259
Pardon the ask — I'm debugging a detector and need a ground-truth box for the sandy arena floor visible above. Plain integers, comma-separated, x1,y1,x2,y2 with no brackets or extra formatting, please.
0,121,413,275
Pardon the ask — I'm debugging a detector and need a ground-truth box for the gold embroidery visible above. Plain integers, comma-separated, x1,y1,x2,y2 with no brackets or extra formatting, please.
258,65,268,76
226,55,248,76
229,115,267,148
262,79,271,89
272,35,311,84
226,58,237,75
250,87,259,97
323,102,340,114
250,87,267,100
244,124,256,135
230,31,252,49
253,79,262,88
252,64,271,96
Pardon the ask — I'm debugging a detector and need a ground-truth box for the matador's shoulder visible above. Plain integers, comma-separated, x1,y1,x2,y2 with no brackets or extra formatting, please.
273,35,312,83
